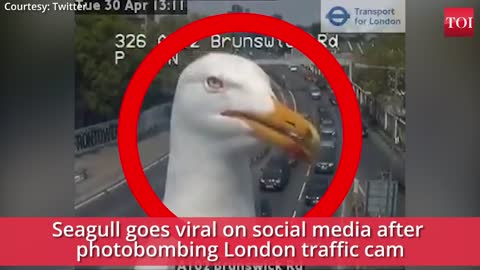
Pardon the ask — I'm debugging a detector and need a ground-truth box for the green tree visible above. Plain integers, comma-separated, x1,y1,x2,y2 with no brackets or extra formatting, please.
75,15,144,125
355,34,405,97
363,34,404,67
76,13,234,126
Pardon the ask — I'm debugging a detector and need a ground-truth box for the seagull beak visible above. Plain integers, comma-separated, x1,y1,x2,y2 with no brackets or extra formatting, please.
222,99,320,161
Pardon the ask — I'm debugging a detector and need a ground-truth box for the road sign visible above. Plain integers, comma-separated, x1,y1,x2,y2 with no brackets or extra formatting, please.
365,179,398,217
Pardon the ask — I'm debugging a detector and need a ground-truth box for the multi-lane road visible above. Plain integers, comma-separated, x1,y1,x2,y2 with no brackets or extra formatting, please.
260,64,344,218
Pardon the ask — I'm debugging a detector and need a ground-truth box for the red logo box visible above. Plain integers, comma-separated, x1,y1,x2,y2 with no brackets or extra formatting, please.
444,7,474,37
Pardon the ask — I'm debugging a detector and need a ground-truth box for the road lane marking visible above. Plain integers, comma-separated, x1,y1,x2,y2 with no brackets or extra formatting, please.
106,180,126,193
74,152,170,210
354,177,366,196
297,165,311,201
306,164,312,176
292,210,297,217
74,192,106,210
298,182,307,201
287,89,297,111
159,153,169,161
144,159,160,171
105,154,169,193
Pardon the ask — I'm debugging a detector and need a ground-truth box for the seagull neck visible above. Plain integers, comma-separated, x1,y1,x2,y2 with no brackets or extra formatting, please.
165,128,255,217
170,128,244,165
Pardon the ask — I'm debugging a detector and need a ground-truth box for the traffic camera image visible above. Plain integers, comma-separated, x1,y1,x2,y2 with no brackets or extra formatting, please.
74,1,405,229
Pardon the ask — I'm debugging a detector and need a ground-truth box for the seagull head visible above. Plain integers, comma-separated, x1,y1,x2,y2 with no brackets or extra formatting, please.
172,52,320,161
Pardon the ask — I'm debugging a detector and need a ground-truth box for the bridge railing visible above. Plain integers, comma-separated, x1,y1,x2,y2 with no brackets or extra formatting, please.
352,83,406,151
74,103,172,156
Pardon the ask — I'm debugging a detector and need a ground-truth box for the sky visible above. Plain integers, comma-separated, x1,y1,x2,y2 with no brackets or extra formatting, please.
188,0,320,26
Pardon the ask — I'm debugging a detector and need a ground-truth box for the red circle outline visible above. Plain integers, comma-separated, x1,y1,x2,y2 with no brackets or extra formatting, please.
118,13,362,218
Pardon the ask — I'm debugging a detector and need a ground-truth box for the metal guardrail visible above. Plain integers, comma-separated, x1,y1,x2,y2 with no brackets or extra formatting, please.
352,83,406,151
365,179,399,217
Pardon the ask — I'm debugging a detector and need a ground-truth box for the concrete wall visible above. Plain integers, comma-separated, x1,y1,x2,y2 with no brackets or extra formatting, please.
74,103,172,156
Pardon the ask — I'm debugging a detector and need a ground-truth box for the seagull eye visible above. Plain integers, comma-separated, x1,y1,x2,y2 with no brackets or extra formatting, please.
205,76,224,92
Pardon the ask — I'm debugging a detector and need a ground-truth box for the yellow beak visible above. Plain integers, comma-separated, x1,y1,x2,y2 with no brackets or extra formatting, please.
222,99,320,161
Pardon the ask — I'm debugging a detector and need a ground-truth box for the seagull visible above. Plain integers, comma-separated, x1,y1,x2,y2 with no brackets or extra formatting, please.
134,52,319,269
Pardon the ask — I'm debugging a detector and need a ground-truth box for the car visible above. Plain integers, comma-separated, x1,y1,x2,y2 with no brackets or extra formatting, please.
308,86,322,100
320,117,334,126
288,65,298,72
308,85,320,92
320,139,336,149
362,122,368,137
74,168,88,183
329,97,337,105
320,125,336,137
310,90,322,100
259,155,290,191
288,157,299,168
302,112,312,121
320,131,337,149
317,107,331,120
318,106,327,114
316,79,327,89
258,199,272,217
314,145,336,174
304,175,330,206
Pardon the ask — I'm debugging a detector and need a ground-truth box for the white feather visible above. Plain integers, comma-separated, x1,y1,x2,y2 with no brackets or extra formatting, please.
134,53,274,270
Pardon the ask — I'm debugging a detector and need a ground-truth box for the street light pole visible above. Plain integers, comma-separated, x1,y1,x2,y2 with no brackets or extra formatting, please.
348,60,353,81
394,69,398,92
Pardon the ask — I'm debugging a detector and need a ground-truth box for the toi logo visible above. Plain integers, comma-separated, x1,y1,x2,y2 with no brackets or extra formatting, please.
444,7,474,37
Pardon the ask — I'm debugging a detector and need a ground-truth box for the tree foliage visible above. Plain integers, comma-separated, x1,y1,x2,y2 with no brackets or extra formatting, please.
363,34,405,67
75,13,219,127
75,15,144,125
355,34,405,97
